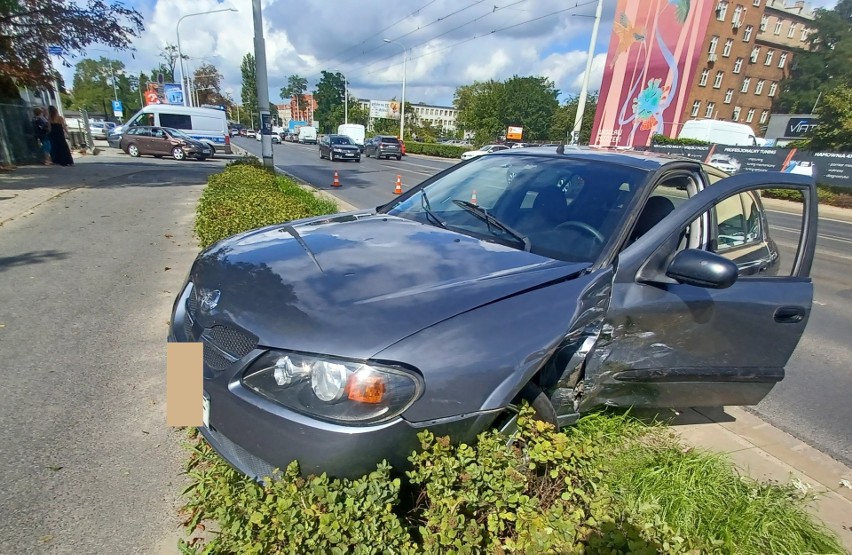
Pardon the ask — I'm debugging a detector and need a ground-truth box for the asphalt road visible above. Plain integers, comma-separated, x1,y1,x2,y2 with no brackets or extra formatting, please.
236,137,852,465
0,155,223,553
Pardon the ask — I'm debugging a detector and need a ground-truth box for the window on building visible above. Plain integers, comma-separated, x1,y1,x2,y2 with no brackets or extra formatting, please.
788,23,797,38
741,77,751,93
750,47,760,63
768,81,778,97
774,20,783,34
760,110,769,124
699,69,710,86
755,80,765,95
714,71,724,88
723,39,734,57
778,52,788,68
801,28,809,41
733,58,744,73
725,89,734,103
760,15,768,31
733,106,741,121
733,6,744,26
705,102,716,118
752,0,760,5
691,100,701,117
709,35,719,54
717,1,728,21
746,108,755,122
765,49,774,65
743,25,754,41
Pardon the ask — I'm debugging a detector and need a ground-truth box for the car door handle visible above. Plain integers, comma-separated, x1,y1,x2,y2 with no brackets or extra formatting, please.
774,306,805,323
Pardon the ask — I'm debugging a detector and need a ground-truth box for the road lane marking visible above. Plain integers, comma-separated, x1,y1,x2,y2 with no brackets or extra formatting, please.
771,225,852,245
768,209,851,226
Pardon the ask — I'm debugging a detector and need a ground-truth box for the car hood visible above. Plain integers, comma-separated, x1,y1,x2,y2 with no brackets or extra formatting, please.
189,214,588,359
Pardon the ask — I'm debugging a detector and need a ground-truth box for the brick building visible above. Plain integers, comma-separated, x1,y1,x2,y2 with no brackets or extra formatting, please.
289,94,317,123
681,0,815,136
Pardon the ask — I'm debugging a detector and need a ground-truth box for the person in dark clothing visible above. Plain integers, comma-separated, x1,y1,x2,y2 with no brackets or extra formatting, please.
31,107,51,165
47,105,74,166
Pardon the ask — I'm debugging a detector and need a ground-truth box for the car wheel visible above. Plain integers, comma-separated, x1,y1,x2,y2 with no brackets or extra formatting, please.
355,158,361,163
172,147,186,161
365,151,370,157
330,151,335,161
494,382,558,436
127,143,140,157
319,150,324,159
396,155,402,161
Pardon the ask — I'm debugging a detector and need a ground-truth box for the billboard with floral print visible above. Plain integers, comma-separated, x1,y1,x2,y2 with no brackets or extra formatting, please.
590,0,715,147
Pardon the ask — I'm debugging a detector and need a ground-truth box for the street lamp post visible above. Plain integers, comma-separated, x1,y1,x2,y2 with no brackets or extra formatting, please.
383,38,407,140
570,0,603,145
177,8,237,107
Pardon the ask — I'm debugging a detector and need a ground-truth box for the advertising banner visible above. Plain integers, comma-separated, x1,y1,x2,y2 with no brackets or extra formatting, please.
591,0,716,148
507,126,523,140
649,144,852,189
163,83,184,105
369,100,401,120
144,83,162,105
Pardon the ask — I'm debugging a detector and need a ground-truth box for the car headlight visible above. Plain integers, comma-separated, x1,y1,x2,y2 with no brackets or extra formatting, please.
242,351,423,424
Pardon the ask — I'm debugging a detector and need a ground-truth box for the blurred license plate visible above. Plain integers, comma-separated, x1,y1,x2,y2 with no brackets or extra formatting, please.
345,153,354,157
202,393,210,428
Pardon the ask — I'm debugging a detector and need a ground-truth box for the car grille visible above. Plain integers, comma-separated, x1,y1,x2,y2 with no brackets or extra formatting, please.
202,426,280,482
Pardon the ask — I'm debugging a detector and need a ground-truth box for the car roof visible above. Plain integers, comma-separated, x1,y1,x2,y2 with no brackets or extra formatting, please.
491,145,701,171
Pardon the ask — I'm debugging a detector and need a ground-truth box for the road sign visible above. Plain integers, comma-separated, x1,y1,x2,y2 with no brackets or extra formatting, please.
48,46,62,55
112,100,123,117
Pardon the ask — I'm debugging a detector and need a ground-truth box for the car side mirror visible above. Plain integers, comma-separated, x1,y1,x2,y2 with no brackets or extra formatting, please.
665,249,738,289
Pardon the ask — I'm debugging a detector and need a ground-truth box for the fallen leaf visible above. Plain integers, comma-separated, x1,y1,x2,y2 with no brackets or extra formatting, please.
47,465,63,472
165,234,174,238
164,267,171,271
142,430,150,434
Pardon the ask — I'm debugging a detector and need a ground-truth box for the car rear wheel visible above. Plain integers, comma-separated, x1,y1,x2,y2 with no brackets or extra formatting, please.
396,155,402,161
172,147,186,161
127,143,140,157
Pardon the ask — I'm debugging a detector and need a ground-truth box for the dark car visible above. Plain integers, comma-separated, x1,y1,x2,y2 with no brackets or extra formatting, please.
119,126,212,160
169,147,817,480
319,134,361,162
364,135,402,160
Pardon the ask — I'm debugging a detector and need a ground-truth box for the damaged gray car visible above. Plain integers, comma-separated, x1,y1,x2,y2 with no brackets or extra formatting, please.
169,147,817,480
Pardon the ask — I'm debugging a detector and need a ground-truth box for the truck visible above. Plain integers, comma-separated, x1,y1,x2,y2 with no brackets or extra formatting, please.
337,123,366,151
678,119,761,146
298,126,317,144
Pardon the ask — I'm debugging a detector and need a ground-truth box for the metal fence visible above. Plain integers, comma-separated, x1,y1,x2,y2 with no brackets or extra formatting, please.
0,102,42,166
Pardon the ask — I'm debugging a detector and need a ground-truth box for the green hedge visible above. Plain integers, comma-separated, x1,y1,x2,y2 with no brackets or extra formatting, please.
194,164,338,248
405,141,472,158
651,134,712,146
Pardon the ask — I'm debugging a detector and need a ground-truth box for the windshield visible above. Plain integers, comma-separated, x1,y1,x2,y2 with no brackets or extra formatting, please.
330,136,352,145
385,154,648,263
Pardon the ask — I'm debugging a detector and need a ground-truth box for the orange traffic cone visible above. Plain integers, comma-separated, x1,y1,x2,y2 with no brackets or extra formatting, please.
471,189,478,205
394,175,403,195
332,170,340,188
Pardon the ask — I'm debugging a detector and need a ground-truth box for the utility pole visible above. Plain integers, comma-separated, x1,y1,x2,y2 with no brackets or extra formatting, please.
570,0,603,145
252,0,273,168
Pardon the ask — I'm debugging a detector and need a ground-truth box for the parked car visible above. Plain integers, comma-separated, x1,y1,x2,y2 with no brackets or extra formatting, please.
255,131,281,144
319,134,361,162
169,146,817,480
460,144,510,161
89,121,116,140
119,126,213,160
111,105,231,155
364,135,402,160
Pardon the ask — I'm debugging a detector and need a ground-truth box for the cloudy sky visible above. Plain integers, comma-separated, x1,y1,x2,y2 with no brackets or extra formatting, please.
60,0,838,108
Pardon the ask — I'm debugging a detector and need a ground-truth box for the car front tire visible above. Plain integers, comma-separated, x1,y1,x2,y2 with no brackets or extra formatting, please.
172,147,186,161
330,151,335,161
396,155,402,161
127,143,140,157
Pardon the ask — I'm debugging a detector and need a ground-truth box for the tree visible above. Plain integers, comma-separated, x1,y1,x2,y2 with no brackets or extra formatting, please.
159,43,186,82
776,0,852,113
240,53,259,120
549,93,599,143
0,0,143,91
313,71,345,132
809,85,852,150
70,57,139,116
280,74,308,120
454,80,504,143
500,76,559,141
192,62,229,107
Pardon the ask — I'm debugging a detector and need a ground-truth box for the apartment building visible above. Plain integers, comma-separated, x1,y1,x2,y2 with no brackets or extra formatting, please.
289,94,317,123
682,0,815,135
357,98,459,133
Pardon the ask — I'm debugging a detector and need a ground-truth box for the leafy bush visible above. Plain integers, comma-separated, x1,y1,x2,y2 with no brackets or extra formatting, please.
651,134,711,146
194,165,338,248
405,141,472,158
763,185,852,208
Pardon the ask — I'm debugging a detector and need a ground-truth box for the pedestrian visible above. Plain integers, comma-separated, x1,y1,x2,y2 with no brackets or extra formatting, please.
47,105,74,167
31,107,51,165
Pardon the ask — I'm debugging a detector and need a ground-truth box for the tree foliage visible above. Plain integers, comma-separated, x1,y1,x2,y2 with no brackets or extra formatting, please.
159,43,185,83
280,74,308,119
809,85,852,150
240,53,258,118
312,71,344,132
0,0,143,88
192,62,229,108
776,0,852,113
549,93,599,144
70,57,141,115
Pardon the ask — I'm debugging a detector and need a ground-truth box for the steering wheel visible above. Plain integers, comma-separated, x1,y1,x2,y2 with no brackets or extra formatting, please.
554,221,606,244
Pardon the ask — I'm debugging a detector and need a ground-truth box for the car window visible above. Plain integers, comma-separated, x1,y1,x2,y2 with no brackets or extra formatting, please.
381,137,399,143
386,154,647,263
151,128,166,138
132,127,151,137
159,113,192,130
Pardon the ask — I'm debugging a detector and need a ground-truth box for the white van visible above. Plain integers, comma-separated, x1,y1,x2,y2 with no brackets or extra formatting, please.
678,119,759,146
338,123,366,151
298,126,317,144
113,105,231,154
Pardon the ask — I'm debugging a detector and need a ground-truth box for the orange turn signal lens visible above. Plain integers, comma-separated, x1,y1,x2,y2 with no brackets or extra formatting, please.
346,373,386,404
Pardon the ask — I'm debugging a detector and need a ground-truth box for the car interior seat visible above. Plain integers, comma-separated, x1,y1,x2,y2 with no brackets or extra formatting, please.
630,195,676,243
530,186,571,231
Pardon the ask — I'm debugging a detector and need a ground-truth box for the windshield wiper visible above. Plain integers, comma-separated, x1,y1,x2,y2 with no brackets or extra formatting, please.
421,190,447,229
452,199,530,251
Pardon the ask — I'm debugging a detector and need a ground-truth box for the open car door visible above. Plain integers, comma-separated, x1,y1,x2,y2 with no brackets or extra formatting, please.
579,171,818,410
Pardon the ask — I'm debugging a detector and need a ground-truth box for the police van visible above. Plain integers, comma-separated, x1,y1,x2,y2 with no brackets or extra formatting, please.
109,105,231,155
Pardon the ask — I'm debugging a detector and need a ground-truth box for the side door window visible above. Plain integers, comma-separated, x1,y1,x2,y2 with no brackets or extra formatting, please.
159,113,192,130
